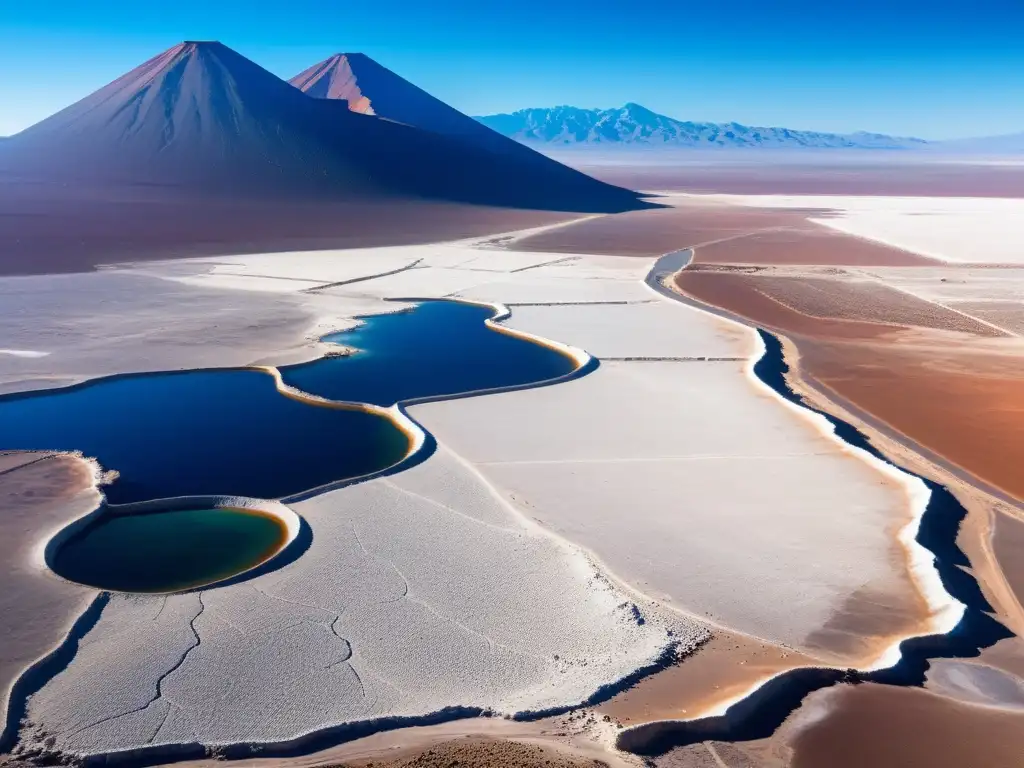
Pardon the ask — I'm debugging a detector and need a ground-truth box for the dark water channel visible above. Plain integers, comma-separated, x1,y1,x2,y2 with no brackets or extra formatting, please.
281,301,575,404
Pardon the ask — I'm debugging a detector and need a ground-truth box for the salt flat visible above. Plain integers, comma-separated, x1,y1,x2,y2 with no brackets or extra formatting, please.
7,227,941,759
22,447,698,757
412,350,925,664
484,302,746,359
715,194,1024,264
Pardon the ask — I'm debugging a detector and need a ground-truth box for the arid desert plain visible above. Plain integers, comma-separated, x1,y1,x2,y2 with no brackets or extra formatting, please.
3,160,1024,768
3,41,1024,768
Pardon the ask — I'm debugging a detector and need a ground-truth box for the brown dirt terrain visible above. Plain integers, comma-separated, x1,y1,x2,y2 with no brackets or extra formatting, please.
787,684,1024,768
947,300,1024,335
674,270,895,340
337,739,610,768
748,274,1002,334
674,266,1024,500
513,198,934,265
512,201,811,257
599,632,814,727
0,181,580,277
692,226,936,266
679,266,1002,337
800,339,1024,501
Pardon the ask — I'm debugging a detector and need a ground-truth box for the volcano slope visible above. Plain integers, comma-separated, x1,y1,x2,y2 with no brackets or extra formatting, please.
290,53,521,155
0,42,646,275
289,53,643,212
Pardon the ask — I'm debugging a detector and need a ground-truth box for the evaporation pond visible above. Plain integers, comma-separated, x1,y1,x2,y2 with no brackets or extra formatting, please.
281,300,576,405
0,301,572,506
52,507,287,592
0,368,409,505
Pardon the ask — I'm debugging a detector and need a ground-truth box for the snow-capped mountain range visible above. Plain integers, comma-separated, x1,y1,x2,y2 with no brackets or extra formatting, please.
475,103,929,149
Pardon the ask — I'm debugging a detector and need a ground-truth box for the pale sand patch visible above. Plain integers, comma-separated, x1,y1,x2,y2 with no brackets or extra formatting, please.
714,194,1024,264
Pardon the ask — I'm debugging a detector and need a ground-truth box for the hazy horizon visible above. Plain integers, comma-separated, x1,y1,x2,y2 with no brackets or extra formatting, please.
1,1,1022,140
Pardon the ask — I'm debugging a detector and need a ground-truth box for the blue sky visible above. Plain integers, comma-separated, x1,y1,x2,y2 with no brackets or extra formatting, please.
1,0,1022,139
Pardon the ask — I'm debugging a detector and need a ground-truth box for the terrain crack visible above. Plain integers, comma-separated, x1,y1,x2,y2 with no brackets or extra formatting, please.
67,594,204,740
350,523,410,602
147,702,174,745
0,453,52,478
151,596,168,623
509,256,580,273
347,520,533,664
249,583,339,619
378,478,519,536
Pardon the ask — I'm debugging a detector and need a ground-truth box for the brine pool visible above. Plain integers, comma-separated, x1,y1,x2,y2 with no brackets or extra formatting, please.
2,301,579,593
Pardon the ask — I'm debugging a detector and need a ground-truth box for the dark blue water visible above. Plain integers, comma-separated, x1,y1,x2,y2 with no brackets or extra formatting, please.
0,368,409,505
281,301,576,405
0,302,576,506
0,301,580,594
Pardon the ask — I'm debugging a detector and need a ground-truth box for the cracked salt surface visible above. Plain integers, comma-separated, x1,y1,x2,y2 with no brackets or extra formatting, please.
10,237,932,759
22,447,705,757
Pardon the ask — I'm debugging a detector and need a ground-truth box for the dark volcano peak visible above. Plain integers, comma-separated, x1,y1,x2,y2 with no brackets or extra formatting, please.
3,42,645,212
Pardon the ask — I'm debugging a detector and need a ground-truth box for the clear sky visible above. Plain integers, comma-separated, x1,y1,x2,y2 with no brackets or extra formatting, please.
1,0,1022,139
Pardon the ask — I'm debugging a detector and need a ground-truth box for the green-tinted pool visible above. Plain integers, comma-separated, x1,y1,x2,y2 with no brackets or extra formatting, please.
52,507,289,593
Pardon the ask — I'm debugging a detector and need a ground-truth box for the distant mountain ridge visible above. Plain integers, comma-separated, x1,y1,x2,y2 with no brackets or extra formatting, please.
476,104,929,149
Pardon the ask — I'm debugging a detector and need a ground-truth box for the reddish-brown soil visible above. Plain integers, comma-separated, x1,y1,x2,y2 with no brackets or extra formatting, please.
800,340,1024,501
693,226,936,266
674,266,1024,500
948,300,1024,336
678,267,1004,337
512,202,811,257
789,684,1024,768
338,739,607,768
674,270,896,340
599,632,814,727
513,198,935,265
